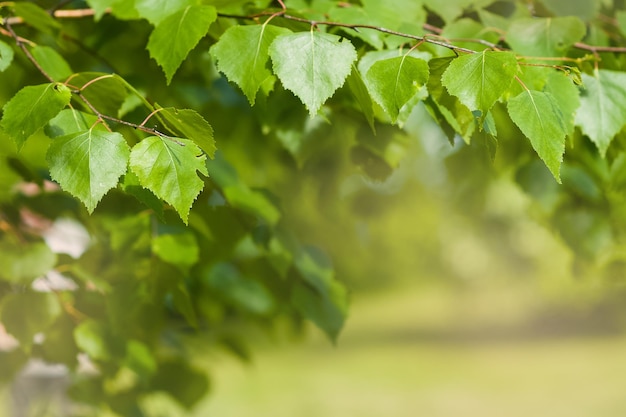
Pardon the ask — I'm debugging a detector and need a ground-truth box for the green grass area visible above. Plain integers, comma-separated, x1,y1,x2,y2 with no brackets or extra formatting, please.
196,284,626,417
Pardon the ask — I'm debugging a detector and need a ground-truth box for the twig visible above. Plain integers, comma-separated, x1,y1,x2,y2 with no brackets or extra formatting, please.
3,19,54,82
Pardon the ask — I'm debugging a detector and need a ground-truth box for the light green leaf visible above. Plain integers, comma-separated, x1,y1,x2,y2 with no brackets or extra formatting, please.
0,237,57,284
155,106,216,157
129,136,207,223
0,83,72,150
361,0,425,30
47,129,130,213
575,70,626,157
269,31,357,116
152,232,199,273
540,0,599,21
71,73,129,116
135,0,194,25
31,46,73,81
508,90,566,182
618,11,626,36
0,40,14,72
544,71,580,137
147,5,217,84
85,0,121,20
210,24,292,105
46,109,100,138
364,55,429,123
328,6,384,49
1,292,61,346
441,51,518,120
74,320,111,360
422,0,492,23
12,2,60,35
506,17,586,57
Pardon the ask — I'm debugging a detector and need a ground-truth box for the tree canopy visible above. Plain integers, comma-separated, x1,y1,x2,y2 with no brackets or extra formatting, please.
2,0,626,415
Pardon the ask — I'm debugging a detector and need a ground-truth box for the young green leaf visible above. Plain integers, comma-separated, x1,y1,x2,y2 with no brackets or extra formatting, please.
147,5,217,84
364,55,429,123
210,24,292,105
71,73,129,117
155,106,216,157
0,237,57,284
544,71,580,137
506,17,586,57
135,0,195,25
0,83,72,150
47,129,131,213
46,109,99,138
129,136,207,223
31,46,73,81
152,232,199,273
0,40,14,72
1,292,61,346
269,31,357,116
442,50,518,121
574,69,626,157
508,90,566,182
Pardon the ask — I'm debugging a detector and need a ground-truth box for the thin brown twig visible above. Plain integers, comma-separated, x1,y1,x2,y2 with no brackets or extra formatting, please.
3,19,55,82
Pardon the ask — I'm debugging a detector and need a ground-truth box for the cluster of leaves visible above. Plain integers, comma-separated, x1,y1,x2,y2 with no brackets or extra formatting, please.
1,0,626,414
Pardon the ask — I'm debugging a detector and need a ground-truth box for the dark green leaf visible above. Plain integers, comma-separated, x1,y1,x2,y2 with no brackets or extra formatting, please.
31,45,73,82
12,2,60,35
155,106,216,157
0,83,72,149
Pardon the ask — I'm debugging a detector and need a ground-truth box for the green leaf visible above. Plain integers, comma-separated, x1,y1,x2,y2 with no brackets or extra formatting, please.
147,5,217,84
155,106,216,157
506,17,586,57
74,319,111,360
0,83,72,150
1,292,61,346
544,71,580,137
0,40,14,72
47,129,130,213
205,262,275,315
291,247,348,343
0,237,57,284
346,65,376,132
71,73,129,117
210,24,292,105
269,31,357,116
46,109,99,138
328,5,385,49
364,55,429,123
135,0,195,25
152,232,199,273
129,136,207,223
12,2,60,35
441,51,518,121
31,45,73,82
508,90,566,182
575,69,626,157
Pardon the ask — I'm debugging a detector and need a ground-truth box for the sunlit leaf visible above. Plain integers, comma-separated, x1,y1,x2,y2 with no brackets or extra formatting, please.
31,45,73,82
0,83,71,150
442,51,518,121
269,31,357,116
147,5,217,84
575,69,626,157
47,129,130,213
129,136,207,223
508,90,566,182
210,24,292,104
364,55,429,123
